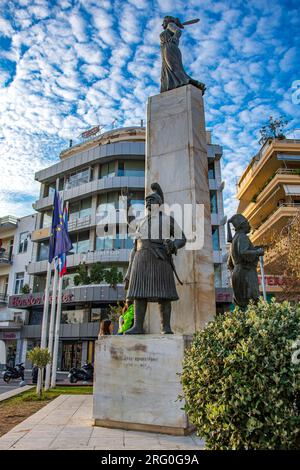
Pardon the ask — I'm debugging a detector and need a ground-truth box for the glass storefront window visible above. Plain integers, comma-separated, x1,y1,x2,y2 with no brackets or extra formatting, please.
210,191,218,214
212,226,220,251
61,308,89,324
61,342,82,371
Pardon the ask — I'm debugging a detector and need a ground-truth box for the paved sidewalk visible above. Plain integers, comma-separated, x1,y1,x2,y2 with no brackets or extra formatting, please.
0,385,34,402
0,395,204,450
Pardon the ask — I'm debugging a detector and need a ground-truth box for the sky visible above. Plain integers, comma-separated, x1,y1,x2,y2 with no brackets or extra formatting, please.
0,0,299,218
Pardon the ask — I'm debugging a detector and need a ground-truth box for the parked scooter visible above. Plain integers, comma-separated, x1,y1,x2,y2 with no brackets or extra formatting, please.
68,363,94,383
2,363,25,383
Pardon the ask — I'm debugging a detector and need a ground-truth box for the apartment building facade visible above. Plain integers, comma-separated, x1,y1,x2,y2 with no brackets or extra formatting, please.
236,137,300,297
7,126,229,370
0,214,36,366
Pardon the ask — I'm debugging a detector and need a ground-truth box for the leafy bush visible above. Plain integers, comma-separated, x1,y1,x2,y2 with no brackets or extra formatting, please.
27,347,52,397
181,300,300,450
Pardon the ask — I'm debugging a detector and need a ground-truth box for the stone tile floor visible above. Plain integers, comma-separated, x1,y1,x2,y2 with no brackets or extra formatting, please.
0,395,204,450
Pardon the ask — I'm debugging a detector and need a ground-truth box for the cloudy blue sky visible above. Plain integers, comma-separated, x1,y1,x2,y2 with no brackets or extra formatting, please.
0,0,299,218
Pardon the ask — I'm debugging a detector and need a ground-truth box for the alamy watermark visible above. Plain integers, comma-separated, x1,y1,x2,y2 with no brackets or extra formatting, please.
291,80,300,104
95,196,206,251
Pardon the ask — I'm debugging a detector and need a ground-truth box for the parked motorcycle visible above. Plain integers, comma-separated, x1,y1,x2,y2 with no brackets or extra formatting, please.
68,363,94,383
2,363,25,383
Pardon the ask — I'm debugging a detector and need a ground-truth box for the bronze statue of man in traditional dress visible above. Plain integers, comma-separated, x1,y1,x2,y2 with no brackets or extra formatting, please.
227,214,264,309
124,183,186,334
160,16,206,94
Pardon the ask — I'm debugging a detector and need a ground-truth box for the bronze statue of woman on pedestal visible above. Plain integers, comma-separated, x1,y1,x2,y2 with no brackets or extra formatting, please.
160,16,206,94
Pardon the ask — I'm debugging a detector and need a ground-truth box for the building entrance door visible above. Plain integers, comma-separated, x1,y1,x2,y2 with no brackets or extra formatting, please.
61,341,82,371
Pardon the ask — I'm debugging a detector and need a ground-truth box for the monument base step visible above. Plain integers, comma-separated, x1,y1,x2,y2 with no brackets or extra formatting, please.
94,418,194,436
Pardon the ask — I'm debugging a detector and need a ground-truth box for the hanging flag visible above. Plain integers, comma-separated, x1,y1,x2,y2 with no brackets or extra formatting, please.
57,206,70,277
48,190,61,264
48,190,73,265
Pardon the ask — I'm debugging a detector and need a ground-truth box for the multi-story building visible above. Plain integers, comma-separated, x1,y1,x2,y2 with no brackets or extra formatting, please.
0,214,36,366
236,137,300,296
8,126,228,370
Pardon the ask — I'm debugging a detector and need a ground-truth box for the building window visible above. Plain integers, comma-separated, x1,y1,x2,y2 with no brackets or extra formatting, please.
214,264,222,288
69,231,90,254
33,275,46,293
61,308,89,324
18,232,29,253
99,162,115,179
14,272,24,294
117,160,145,177
210,191,218,214
37,241,49,261
212,226,220,251
66,167,92,189
208,162,215,179
69,197,92,221
41,211,52,228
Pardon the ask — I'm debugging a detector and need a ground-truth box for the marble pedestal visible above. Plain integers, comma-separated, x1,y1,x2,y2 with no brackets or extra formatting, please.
145,85,216,334
93,335,193,435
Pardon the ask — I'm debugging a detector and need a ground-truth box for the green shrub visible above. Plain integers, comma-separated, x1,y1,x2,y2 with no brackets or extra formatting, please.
181,300,300,450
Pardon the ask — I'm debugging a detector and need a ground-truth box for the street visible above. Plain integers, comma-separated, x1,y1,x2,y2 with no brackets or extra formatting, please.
0,370,69,394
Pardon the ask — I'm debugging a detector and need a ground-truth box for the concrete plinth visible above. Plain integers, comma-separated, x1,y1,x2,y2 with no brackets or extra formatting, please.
93,335,193,435
145,85,216,334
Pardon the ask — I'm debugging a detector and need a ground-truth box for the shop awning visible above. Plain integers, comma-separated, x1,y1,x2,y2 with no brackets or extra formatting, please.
283,184,300,196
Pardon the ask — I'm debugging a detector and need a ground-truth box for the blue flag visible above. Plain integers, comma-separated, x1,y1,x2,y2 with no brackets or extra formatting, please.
48,190,73,263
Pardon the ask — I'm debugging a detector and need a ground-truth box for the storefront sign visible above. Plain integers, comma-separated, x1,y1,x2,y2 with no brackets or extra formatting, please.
3,332,17,340
9,293,74,308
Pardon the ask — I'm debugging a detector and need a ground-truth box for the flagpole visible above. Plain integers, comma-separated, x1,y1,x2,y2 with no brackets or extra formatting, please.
44,178,60,391
37,260,52,394
51,273,63,388
44,264,58,390
50,190,67,388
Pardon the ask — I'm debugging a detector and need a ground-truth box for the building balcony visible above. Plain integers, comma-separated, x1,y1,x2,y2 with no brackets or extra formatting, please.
0,215,18,229
237,139,300,204
35,140,145,184
0,293,8,305
33,176,145,211
31,215,95,242
27,248,132,274
0,251,13,265
250,203,300,245
243,169,300,226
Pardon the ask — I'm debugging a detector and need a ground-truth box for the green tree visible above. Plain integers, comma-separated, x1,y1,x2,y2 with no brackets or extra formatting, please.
90,263,105,284
27,347,52,397
74,263,90,286
259,115,288,146
104,266,123,288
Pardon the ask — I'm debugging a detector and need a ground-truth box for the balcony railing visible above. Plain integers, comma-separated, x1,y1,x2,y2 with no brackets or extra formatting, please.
0,293,8,303
276,168,300,175
0,251,13,265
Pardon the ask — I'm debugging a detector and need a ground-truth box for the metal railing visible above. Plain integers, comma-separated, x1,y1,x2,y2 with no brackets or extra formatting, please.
0,293,8,303
0,252,13,264
276,168,300,175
